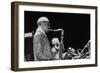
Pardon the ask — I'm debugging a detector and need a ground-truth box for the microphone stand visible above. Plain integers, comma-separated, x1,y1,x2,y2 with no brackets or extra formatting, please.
59,30,64,59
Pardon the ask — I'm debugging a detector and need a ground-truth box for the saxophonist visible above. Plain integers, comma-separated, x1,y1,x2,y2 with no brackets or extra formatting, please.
33,17,54,61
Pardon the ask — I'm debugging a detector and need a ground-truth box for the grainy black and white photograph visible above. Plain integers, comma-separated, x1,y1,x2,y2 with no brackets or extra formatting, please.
11,2,97,71
24,11,90,61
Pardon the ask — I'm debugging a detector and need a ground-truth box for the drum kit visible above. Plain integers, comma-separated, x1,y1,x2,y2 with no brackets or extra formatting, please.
64,40,90,59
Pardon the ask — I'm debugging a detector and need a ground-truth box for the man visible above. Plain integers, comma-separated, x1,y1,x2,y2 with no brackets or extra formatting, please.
33,16,54,61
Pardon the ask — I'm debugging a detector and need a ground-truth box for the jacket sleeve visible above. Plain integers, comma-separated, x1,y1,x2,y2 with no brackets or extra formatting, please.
33,35,51,60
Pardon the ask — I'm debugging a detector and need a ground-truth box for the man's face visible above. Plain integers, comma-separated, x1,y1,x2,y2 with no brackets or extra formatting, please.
41,21,50,32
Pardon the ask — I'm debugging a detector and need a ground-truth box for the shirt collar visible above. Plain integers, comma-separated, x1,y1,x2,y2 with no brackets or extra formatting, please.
36,27,45,35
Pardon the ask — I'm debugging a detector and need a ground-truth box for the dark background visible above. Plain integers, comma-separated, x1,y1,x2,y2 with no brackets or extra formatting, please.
24,11,90,61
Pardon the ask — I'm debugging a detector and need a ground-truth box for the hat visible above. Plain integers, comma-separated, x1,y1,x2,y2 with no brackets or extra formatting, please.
37,16,49,24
